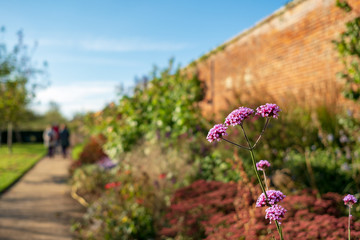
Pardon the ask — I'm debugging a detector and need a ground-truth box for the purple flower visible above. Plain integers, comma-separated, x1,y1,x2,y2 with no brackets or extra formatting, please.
97,156,116,169
256,160,271,171
207,124,228,143
256,190,286,207
256,103,281,119
265,204,287,224
224,107,254,126
344,194,357,207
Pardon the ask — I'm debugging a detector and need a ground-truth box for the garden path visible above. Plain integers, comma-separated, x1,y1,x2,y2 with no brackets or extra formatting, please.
0,154,84,240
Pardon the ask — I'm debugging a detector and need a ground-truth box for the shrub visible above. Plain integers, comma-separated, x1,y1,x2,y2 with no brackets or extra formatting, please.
71,164,113,202
78,134,106,164
73,171,156,240
70,134,107,173
100,59,206,158
194,150,239,182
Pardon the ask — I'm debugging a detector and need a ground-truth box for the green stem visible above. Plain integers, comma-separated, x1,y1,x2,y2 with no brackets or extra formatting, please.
275,222,284,240
263,170,269,191
252,118,270,148
241,124,284,240
241,125,268,199
222,138,250,150
349,206,351,240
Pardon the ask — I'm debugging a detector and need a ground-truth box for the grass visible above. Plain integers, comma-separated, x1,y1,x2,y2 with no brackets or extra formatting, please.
0,143,46,192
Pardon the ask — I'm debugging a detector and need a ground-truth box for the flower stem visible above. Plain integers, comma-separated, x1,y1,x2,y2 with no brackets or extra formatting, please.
275,221,284,240
241,124,284,240
252,118,270,149
263,170,269,191
348,206,351,240
222,138,250,150
240,125,267,198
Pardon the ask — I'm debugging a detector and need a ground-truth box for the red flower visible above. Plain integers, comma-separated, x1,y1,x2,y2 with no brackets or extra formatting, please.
159,173,167,179
105,182,121,189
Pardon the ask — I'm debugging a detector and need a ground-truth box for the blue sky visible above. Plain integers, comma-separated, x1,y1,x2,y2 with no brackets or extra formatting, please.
1,0,287,118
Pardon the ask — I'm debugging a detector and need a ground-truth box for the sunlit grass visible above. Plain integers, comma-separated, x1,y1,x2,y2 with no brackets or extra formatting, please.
0,143,46,192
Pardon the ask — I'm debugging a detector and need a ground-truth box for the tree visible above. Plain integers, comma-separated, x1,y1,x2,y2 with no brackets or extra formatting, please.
43,101,67,124
0,27,48,152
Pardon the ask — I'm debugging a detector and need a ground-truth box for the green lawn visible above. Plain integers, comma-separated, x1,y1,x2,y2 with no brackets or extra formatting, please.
0,144,46,192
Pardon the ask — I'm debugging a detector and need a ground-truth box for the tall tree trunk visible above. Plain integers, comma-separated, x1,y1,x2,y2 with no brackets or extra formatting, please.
7,122,13,154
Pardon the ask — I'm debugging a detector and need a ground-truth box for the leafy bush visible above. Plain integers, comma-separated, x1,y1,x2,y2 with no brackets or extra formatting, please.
70,134,107,173
78,135,106,164
283,148,357,194
73,170,156,240
99,59,205,158
195,150,239,182
71,143,85,161
71,164,113,202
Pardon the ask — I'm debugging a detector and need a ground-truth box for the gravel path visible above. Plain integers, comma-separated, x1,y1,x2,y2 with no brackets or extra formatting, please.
0,155,84,240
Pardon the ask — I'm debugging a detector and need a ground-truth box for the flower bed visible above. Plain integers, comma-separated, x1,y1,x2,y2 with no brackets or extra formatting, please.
161,180,360,239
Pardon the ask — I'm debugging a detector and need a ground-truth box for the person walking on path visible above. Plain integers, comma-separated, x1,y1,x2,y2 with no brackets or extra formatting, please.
52,124,60,154
43,125,56,157
59,124,70,158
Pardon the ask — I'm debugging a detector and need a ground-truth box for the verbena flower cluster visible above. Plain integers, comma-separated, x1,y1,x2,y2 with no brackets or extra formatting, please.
256,103,281,119
256,160,271,171
256,190,286,207
206,124,228,143
344,194,357,207
265,204,287,224
224,107,254,126
206,103,281,143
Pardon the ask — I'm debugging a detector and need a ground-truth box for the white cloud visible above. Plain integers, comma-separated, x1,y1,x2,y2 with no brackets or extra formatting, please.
31,81,119,118
46,55,141,67
39,37,188,52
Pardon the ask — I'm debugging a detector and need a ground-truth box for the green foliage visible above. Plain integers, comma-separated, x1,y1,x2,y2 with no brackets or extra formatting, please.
333,1,360,101
284,148,356,194
195,151,239,182
72,166,156,240
99,59,205,157
336,0,352,12
0,29,47,124
0,77,28,124
71,143,85,160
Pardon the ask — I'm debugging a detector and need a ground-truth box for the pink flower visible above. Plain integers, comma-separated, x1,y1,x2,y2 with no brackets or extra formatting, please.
344,194,357,207
256,190,286,207
224,107,254,126
256,160,271,171
206,124,228,142
256,103,281,119
265,204,287,224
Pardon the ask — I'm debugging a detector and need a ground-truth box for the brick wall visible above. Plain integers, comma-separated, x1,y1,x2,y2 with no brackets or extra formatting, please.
191,0,360,118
